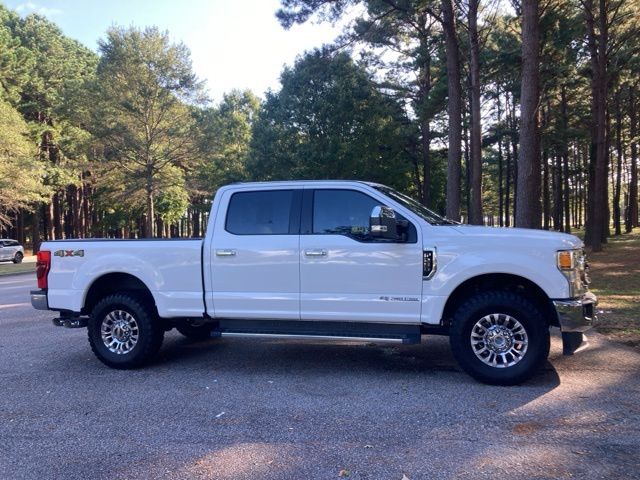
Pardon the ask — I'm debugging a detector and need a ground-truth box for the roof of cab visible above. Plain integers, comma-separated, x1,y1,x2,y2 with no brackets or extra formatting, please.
226,180,383,188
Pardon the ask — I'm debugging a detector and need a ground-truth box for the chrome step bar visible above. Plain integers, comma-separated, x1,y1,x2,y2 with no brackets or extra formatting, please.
217,332,407,343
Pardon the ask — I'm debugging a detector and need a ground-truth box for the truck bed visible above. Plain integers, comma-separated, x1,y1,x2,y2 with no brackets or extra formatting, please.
43,238,205,318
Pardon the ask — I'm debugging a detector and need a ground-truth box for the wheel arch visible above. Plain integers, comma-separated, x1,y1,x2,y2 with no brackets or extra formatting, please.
82,272,156,315
440,273,557,329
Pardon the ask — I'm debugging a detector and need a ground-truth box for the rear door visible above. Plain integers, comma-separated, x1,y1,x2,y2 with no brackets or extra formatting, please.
299,188,423,323
209,188,302,320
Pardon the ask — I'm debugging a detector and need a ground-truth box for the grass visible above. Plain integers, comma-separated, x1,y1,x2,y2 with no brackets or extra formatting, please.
0,261,35,276
0,253,35,276
586,227,640,348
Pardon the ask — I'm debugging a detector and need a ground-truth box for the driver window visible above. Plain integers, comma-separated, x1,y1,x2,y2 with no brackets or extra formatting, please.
313,190,378,238
312,189,416,242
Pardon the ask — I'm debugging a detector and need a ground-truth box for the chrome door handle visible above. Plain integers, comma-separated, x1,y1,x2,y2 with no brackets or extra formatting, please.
304,249,327,257
216,249,237,257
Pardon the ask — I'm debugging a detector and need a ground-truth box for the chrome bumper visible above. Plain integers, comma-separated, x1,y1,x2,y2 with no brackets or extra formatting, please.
553,291,598,333
30,290,49,310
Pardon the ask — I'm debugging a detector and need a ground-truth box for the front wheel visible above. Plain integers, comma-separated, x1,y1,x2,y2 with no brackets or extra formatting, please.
449,291,550,385
88,293,164,369
13,252,23,264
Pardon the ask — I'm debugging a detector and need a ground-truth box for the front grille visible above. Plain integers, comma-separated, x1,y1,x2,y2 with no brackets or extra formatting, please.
578,249,590,288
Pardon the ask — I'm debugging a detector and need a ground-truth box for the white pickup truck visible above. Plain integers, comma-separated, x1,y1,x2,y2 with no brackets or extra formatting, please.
31,181,596,385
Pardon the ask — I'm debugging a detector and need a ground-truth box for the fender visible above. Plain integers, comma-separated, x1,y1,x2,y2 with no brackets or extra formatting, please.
420,249,569,324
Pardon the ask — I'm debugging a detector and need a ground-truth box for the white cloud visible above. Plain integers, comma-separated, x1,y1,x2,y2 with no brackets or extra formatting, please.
15,1,62,16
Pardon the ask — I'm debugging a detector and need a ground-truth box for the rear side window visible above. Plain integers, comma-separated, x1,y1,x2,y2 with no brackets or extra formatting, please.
226,190,293,235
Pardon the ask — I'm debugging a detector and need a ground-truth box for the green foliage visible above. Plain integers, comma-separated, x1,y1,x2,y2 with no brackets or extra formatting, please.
248,50,414,191
91,26,204,234
0,99,49,225
0,5,34,105
193,90,260,193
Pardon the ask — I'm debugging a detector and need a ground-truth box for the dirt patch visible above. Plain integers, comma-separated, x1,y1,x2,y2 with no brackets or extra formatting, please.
512,421,543,435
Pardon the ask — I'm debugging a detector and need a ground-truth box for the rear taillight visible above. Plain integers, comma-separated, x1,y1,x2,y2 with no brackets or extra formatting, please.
36,250,51,289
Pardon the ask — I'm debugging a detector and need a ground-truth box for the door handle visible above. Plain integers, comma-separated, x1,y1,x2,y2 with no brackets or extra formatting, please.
304,249,327,257
216,249,237,257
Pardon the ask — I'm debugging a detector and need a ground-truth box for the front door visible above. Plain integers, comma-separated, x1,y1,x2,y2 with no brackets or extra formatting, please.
300,188,423,324
209,188,301,320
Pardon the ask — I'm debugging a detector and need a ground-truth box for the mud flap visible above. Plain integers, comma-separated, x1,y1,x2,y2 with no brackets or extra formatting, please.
562,332,586,355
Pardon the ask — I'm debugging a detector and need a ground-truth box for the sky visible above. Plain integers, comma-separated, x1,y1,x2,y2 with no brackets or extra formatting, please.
3,0,344,103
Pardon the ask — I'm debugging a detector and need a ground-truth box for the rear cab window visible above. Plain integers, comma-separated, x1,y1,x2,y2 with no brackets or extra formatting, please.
225,190,295,235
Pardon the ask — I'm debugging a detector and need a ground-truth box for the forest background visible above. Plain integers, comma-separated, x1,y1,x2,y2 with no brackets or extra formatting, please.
1,0,639,253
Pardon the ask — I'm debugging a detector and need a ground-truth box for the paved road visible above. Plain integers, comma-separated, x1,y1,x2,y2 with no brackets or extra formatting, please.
1,274,639,480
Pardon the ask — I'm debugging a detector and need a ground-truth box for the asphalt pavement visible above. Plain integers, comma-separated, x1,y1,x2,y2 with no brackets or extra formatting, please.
1,273,639,480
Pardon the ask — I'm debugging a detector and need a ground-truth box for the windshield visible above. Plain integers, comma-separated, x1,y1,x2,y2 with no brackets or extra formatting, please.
373,185,457,226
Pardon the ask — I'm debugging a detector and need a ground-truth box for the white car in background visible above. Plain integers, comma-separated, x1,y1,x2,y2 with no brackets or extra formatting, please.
0,239,25,264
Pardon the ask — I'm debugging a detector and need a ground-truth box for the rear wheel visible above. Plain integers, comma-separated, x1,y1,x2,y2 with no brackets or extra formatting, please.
449,290,550,385
12,252,23,264
88,293,164,369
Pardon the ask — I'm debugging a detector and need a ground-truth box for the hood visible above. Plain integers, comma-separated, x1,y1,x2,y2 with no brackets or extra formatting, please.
445,225,583,250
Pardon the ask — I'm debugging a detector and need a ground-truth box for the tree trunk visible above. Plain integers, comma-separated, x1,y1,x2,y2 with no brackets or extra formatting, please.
145,167,154,238
498,131,504,227
553,154,562,230
585,0,608,251
442,0,462,221
192,206,201,238
543,150,550,230
614,88,623,235
419,30,433,208
421,120,431,206
510,91,520,224
516,0,541,229
561,87,571,233
468,0,483,225
32,206,41,254
505,136,512,227
628,84,638,230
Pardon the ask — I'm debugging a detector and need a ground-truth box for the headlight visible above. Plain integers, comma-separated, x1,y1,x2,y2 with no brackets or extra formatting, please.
557,249,588,298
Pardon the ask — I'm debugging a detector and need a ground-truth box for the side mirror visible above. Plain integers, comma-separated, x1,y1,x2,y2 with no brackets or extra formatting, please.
370,205,399,240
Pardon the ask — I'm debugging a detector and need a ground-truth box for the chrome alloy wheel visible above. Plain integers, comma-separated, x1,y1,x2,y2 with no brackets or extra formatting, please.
100,310,140,355
470,313,529,368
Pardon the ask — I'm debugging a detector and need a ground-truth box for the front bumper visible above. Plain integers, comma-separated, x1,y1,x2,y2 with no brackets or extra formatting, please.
552,291,598,333
31,290,49,310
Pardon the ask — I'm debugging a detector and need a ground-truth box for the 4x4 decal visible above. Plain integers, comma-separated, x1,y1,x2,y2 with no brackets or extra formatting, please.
54,249,84,258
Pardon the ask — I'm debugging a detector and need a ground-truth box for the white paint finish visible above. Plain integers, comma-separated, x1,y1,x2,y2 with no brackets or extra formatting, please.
207,187,301,320
300,189,423,323
39,180,587,328
43,240,203,318
299,237,423,322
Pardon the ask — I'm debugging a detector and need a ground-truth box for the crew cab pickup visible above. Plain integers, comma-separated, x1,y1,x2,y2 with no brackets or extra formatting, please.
31,181,597,385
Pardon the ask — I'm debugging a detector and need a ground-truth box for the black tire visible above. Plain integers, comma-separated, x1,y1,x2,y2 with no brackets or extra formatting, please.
449,290,550,386
13,252,23,264
88,293,164,369
176,323,215,341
